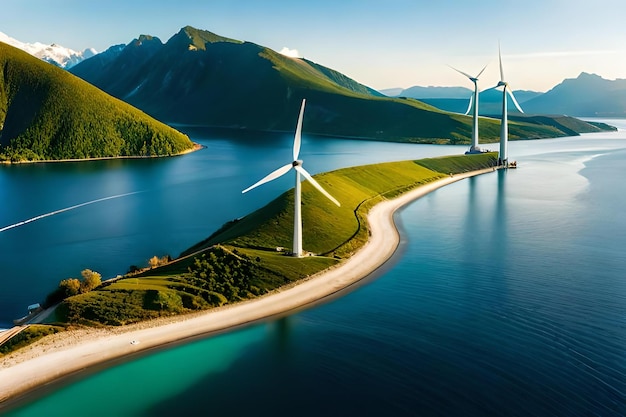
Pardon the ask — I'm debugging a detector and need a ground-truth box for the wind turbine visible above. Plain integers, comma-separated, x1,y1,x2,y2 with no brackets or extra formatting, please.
493,44,524,166
450,63,488,153
242,99,340,257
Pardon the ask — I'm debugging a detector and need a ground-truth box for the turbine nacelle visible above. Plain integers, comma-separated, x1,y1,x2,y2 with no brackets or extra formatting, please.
494,44,524,114
496,43,525,167
449,64,487,83
450,63,487,150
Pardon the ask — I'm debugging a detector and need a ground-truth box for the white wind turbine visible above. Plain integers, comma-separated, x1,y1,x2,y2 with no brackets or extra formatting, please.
450,63,488,153
493,44,524,166
242,99,340,257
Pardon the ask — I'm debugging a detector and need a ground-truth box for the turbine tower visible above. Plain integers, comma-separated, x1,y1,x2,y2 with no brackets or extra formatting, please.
242,99,340,257
493,44,524,166
450,64,488,153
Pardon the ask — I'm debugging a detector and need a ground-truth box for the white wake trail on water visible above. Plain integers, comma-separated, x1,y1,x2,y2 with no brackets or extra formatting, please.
0,191,141,233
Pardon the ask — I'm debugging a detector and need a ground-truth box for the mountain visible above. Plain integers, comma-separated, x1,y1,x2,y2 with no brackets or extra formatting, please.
396,86,473,99
386,85,543,115
69,26,586,145
69,43,126,73
0,42,194,162
379,87,403,97
393,73,626,117
0,31,96,68
521,73,626,117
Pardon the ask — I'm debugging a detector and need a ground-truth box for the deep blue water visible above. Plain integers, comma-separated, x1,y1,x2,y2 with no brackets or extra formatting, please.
2,121,626,416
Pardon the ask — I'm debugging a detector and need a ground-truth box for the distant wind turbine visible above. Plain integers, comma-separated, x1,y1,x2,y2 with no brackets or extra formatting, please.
492,43,524,166
450,63,488,153
242,99,340,257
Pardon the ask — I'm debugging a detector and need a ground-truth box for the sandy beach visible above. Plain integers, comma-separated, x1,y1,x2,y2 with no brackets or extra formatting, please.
0,167,496,405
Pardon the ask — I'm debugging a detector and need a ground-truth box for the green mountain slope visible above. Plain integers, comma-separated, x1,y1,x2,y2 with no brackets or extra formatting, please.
0,42,194,162
70,26,586,144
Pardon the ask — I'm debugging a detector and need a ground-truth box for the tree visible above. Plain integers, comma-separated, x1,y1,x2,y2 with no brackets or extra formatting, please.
80,269,102,293
148,255,170,269
149,256,160,269
59,278,81,298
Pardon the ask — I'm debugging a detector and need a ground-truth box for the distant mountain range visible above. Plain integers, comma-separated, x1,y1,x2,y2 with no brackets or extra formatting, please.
523,73,626,117
383,73,626,117
65,26,607,145
0,31,96,68
0,42,194,162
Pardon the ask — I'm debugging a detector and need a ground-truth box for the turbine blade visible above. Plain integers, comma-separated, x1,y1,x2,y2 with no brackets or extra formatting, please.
293,99,306,161
507,88,524,113
464,94,473,115
498,42,504,81
476,63,488,79
449,65,472,80
295,166,340,206
242,163,293,194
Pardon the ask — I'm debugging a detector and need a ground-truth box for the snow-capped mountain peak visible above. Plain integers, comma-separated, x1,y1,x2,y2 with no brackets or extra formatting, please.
0,31,97,68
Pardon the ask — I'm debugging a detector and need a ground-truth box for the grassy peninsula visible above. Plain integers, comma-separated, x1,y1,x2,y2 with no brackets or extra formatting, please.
42,153,498,327
0,42,194,162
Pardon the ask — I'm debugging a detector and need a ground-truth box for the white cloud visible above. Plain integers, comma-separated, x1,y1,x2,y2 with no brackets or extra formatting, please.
279,47,301,58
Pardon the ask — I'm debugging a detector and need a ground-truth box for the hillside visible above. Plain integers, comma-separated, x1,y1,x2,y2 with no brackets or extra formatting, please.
0,42,194,162
522,72,626,117
70,26,580,145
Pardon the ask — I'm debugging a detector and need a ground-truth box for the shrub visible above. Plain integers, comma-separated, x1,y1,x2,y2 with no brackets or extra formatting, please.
0,325,63,355
80,269,102,293
59,278,81,297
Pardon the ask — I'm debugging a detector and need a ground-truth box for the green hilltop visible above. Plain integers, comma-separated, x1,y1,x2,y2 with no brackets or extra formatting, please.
69,26,601,144
0,42,194,162
39,153,497,327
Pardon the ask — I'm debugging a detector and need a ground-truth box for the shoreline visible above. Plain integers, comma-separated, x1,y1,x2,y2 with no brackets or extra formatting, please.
0,167,497,406
0,143,204,165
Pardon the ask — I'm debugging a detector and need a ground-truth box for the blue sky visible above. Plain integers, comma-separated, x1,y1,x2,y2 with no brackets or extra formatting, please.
1,0,624,92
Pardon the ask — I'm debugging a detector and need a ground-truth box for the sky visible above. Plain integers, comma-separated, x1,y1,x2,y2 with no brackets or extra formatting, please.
1,0,625,92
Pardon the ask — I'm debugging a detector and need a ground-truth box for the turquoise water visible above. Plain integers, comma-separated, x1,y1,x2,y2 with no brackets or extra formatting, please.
2,122,626,415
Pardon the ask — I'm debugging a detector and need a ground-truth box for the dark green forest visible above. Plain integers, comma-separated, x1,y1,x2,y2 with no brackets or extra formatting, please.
0,42,194,162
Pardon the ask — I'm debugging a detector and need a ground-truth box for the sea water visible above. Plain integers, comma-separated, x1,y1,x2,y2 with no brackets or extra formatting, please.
2,123,626,416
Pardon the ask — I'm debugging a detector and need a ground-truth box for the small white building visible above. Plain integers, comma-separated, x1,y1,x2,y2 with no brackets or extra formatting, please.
27,303,41,314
